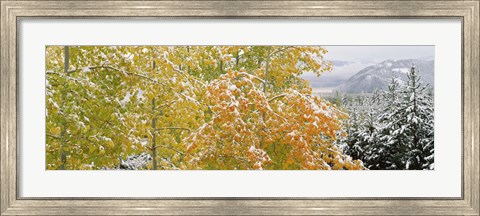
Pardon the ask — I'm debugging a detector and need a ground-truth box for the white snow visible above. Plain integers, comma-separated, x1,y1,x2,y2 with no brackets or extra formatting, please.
82,67,91,73
120,92,132,106
228,84,237,91
392,68,409,74
140,137,148,146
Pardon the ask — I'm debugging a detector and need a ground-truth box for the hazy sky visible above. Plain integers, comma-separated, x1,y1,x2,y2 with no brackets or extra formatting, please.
323,46,434,63
300,46,434,91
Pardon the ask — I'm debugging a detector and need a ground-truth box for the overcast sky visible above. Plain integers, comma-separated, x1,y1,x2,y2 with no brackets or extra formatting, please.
300,46,434,92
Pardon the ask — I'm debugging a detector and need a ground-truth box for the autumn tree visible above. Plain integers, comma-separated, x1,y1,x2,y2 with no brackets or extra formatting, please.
47,46,141,169
46,45,364,170
183,46,363,170
46,46,205,169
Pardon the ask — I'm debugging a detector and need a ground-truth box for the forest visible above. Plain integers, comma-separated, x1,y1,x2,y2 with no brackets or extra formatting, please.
46,46,434,170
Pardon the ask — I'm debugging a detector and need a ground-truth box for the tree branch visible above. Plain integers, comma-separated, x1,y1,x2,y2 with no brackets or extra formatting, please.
155,127,191,132
46,134,60,139
53,64,201,105
173,68,206,87
266,46,296,59
237,72,265,84
149,144,185,155
269,94,287,102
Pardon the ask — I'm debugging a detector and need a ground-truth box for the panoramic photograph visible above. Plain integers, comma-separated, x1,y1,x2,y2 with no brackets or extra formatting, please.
45,45,434,170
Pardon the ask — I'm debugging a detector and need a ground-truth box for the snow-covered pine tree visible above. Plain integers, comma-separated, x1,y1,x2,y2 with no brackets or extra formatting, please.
342,65,434,170
342,93,383,169
424,86,435,169
341,95,363,160
375,74,406,169
376,65,434,170
399,65,434,169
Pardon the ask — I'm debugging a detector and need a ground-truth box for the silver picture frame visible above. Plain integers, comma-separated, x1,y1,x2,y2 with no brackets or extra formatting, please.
1,1,478,215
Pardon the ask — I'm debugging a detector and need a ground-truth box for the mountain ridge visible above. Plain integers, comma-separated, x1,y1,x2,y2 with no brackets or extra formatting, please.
335,59,434,93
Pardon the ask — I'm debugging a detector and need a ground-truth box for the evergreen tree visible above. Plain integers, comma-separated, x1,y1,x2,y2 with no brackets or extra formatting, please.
398,65,434,169
343,95,381,169
376,74,406,169
342,65,434,170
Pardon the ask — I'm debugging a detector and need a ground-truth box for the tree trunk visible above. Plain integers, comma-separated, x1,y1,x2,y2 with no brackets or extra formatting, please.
59,46,69,170
151,60,158,170
259,49,271,149
410,66,421,169
235,49,240,68
264,50,270,93
151,98,157,170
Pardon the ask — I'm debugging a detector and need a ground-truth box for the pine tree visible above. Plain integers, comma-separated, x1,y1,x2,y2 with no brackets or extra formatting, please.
342,95,380,168
376,74,405,169
399,65,434,169
342,65,434,170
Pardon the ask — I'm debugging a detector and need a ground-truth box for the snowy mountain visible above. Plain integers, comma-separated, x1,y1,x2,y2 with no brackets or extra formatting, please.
335,59,434,93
